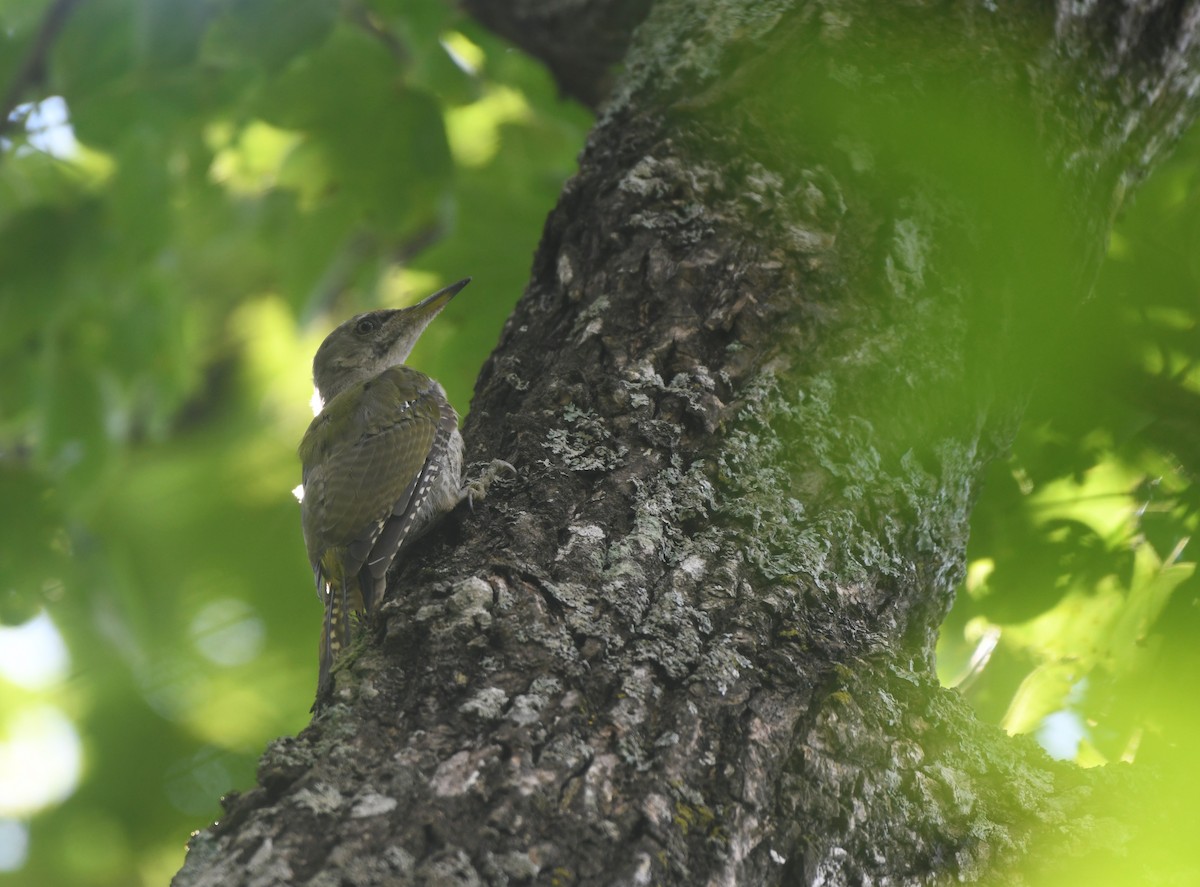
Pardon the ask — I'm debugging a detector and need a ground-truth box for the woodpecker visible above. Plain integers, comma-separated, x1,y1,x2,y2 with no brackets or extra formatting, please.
298,278,502,697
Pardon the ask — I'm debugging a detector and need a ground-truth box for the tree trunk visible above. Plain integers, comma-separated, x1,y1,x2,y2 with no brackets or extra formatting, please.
174,1,1200,884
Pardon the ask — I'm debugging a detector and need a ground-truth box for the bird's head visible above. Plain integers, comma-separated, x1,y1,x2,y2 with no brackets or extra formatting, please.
311,278,470,408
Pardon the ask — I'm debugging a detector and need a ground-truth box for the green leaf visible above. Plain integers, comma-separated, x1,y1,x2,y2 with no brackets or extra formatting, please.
257,25,453,233
1105,543,1194,676
0,460,68,624
202,0,336,74
1001,661,1077,736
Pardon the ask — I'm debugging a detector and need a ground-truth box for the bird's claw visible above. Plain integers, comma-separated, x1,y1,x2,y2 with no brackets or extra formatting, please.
464,459,517,510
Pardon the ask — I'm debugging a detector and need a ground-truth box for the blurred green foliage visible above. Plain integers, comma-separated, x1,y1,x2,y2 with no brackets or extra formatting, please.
938,125,1200,758
0,1,589,884
937,128,1200,880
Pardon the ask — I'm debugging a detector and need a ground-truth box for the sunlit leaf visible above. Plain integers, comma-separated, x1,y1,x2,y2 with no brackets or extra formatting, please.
1002,661,1078,735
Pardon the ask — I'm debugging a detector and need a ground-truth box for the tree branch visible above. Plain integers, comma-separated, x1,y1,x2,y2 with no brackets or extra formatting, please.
460,0,650,107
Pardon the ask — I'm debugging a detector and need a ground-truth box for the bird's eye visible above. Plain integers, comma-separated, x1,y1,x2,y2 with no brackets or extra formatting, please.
355,317,379,335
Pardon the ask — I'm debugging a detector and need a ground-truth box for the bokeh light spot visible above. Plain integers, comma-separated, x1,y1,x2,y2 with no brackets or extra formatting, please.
0,706,83,816
0,611,70,690
189,598,265,667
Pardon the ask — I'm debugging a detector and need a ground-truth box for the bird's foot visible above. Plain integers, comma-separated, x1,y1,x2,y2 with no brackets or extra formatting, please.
462,459,517,509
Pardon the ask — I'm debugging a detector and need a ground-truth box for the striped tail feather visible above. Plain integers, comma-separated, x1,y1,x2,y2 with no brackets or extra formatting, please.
315,555,365,702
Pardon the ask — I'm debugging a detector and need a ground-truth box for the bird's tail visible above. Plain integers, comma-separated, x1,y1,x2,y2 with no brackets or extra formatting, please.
317,580,343,698
316,556,366,701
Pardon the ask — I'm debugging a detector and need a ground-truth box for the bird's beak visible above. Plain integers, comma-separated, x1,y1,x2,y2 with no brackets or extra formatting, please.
407,277,471,319
380,277,472,366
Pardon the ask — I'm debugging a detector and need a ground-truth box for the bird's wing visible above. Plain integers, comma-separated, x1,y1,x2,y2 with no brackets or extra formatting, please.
362,382,460,610
300,369,438,554
299,367,455,613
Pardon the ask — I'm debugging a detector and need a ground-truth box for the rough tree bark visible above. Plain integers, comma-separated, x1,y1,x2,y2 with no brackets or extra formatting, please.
175,1,1200,885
